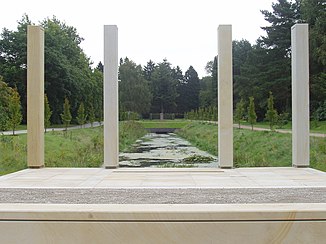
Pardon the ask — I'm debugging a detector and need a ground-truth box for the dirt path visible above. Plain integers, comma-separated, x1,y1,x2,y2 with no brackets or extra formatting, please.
204,120,326,138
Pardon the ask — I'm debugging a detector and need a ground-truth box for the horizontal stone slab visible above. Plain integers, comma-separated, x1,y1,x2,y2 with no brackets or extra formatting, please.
0,188,325,204
0,203,325,243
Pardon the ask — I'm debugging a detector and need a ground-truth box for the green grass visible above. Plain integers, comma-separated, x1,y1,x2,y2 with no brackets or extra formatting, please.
177,121,326,172
0,121,146,176
240,120,326,133
1,120,325,176
139,119,190,129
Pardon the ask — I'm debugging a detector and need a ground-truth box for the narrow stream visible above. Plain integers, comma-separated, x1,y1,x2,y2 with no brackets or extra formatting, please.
119,133,217,168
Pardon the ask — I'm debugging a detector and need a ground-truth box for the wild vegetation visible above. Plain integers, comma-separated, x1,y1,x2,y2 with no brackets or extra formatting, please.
177,122,326,172
0,121,146,176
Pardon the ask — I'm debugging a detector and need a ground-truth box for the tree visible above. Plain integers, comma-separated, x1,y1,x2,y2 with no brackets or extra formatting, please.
176,66,200,113
248,96,257,131
260,0,301,56
265,91,278,130
235,99,245,129
301,0,326,112
143,60,156,81
199,76,214,108
233,40,252,105
201,57,218,108
96,61,103,73
258,0,301,114
0,15,102,124
88,105,96,128
61,97,72,131
119,58,152,115
76,102,87,127
184,66,200,111
0,77,12,131
44,94,52,133
151,59,178,115
0,15,31,122
8,88,22,135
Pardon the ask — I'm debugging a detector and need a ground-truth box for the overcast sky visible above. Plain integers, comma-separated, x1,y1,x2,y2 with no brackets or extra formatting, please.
0,0,274,77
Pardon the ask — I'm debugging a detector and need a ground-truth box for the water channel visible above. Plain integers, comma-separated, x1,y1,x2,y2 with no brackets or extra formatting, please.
119,133,217,168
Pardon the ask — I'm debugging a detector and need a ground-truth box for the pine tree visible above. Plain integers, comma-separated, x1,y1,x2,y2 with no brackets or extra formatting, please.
44,94,52,133
61,97,72,131
8,88,22,135
247,96,257,131
235,99,245,129
76,102,87,128
151,59,178,115
265,91,278,131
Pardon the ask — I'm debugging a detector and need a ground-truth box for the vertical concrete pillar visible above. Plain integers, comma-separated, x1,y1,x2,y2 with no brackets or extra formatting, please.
27,26,44,168
218,25,233,168
104,25,119,168
292,24,309,167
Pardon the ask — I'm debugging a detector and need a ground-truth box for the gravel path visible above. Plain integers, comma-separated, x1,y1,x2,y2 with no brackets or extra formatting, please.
1,188,325,204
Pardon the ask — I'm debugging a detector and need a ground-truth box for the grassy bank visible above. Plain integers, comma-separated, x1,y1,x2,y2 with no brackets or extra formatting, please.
177,122,326,172
0,121,146,176
139,120,190,129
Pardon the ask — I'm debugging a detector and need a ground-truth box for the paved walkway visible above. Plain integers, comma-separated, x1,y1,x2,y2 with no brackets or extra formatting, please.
0,122,102,135
0,167,325,189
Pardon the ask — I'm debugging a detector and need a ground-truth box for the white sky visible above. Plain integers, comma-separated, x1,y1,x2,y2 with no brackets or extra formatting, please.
0,0,274,77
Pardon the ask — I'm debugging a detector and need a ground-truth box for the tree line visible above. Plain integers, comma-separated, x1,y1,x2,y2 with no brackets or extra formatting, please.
0,0,325,131
0,15,103,127
120,0,325,121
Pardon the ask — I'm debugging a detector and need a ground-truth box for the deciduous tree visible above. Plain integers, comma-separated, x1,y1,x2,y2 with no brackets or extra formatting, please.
0,77,12,131
119,58,152,115
8,88,22,135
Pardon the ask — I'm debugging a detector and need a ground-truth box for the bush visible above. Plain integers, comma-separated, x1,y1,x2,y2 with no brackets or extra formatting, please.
315,101,326,121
